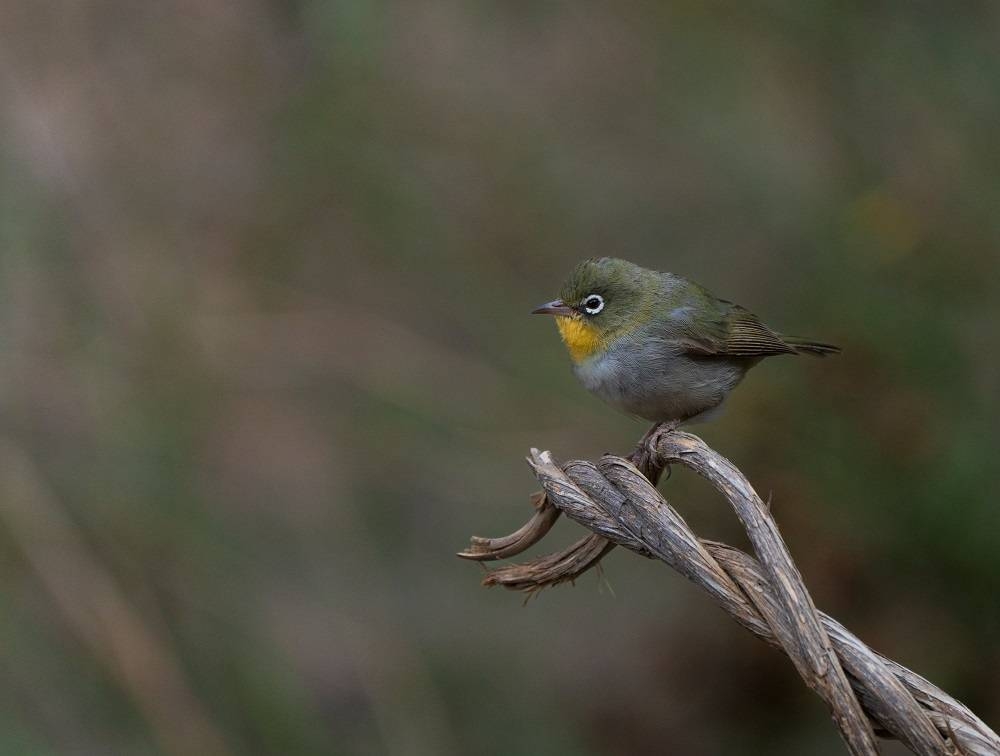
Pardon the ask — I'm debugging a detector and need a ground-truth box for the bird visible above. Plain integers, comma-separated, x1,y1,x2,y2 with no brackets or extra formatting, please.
532,257,839,434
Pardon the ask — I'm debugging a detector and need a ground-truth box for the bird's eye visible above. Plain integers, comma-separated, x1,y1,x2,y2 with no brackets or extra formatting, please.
582,294,605,315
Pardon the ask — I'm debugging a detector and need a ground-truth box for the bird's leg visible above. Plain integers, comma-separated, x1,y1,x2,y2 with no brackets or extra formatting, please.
631,420,679,484
636,422,660,451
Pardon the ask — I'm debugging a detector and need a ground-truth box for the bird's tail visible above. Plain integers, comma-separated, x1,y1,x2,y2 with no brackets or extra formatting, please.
783,336,841,357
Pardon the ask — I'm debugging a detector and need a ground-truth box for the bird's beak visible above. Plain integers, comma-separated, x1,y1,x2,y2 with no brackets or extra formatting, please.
531,299,575,317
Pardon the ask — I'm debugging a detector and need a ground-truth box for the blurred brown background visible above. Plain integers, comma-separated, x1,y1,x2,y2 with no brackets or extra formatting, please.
0,2,998,755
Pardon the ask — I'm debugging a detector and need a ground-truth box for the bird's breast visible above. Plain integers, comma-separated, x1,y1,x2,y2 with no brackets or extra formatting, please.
570,336,748,423
554,316,605,363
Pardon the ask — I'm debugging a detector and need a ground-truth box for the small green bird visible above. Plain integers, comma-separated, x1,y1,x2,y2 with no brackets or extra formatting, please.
533,257,839,428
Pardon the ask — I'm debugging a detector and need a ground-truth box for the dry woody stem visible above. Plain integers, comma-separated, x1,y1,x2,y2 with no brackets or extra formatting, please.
458,429,1000,756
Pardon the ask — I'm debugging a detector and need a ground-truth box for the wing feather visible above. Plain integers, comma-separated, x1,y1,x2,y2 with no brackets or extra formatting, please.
678,301,795,358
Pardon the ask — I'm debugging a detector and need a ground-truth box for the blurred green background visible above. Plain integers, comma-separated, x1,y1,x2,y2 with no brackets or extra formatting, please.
0,2,998,754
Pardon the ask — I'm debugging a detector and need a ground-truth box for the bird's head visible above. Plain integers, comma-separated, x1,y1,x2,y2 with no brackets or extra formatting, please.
532,257,655,362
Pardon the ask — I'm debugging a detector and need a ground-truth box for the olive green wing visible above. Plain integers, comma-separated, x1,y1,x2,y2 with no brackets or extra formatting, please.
676,300,797,358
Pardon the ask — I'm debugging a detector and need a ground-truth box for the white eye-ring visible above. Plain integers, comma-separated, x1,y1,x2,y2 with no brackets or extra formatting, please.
582,294,605,315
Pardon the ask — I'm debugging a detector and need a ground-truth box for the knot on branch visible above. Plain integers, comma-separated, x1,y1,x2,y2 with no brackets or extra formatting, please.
458,429,999,756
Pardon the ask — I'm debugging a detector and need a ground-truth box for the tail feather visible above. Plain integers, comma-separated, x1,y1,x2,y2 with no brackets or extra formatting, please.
783,336,841,357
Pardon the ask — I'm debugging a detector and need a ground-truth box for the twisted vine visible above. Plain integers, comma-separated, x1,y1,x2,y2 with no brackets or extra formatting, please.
458,429,999,756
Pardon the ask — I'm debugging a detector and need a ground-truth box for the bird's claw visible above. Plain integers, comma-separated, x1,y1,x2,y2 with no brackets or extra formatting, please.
644,420,678,458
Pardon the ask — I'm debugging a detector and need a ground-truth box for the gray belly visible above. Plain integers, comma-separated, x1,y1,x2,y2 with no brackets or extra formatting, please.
573,340,750,423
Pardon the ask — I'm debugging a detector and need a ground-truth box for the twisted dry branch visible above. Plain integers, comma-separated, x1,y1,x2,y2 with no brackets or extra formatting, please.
458,429,1000,756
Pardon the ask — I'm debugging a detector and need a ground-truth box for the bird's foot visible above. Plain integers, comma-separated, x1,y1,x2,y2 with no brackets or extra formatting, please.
643,420,679,457
629,421,679,483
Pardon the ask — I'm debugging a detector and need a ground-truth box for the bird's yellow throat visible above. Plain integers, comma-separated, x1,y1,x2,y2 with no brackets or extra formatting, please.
555,316,604,363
